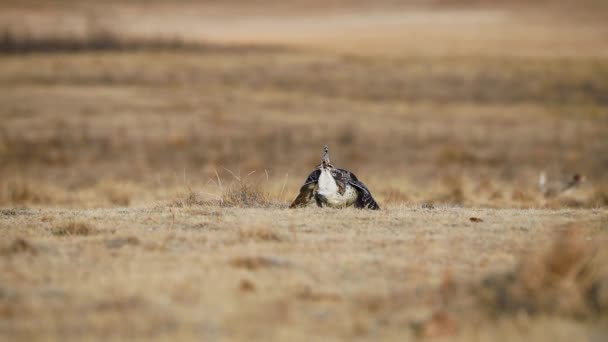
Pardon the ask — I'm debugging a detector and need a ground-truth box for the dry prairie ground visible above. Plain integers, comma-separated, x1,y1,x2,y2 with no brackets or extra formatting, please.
1,1,608,340
1,206,608,341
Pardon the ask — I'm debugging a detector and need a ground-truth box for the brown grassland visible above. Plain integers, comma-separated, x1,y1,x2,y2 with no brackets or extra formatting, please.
1,0,608,340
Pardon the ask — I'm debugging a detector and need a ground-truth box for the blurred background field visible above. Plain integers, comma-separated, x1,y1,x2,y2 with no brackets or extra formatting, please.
1,0,607,208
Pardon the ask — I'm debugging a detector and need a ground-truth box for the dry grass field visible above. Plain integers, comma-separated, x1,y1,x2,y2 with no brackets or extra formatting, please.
2,206,608,341
1,0,608,340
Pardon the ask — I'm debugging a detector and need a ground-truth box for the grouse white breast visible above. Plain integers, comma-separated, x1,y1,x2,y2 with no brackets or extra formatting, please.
316,168,358,208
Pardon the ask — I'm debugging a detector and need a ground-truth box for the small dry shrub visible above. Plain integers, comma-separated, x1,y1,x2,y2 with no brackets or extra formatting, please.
475,226,608,318
238,226,285,242
52,220,96,236
221,181,271,208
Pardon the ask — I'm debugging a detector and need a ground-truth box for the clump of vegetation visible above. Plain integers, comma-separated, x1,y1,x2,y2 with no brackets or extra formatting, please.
410,225,608,338
474,226,608,318
221,181,272,208
171,188,214,208
52,220,97,236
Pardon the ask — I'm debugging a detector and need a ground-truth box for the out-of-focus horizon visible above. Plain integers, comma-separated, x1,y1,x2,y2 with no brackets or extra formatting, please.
1,0,607,208
3,0,608,57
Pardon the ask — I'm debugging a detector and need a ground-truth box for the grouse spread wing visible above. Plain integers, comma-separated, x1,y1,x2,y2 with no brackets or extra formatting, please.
289,169,321,208
302,169,321,186
344,170,380,210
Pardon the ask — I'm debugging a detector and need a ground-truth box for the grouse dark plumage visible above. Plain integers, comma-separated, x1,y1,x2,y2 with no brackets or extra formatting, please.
290,145,380,210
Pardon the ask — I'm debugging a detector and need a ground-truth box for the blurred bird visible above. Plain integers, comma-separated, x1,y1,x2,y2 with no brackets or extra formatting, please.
539,172,585,197
290,145,380,209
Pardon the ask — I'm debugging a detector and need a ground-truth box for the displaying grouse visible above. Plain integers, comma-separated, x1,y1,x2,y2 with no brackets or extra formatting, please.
290,145,380,210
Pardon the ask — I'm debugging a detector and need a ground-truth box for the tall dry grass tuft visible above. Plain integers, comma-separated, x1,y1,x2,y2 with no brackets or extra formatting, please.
221,180,272,208
171,187,214,207
475,225,608,318
169,168,278,209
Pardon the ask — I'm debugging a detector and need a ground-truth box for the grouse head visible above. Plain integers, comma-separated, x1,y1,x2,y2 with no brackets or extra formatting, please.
319,144,334,170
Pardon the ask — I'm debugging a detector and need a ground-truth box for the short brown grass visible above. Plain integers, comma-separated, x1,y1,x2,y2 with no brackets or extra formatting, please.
1,207,606,341
238,226,287,242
